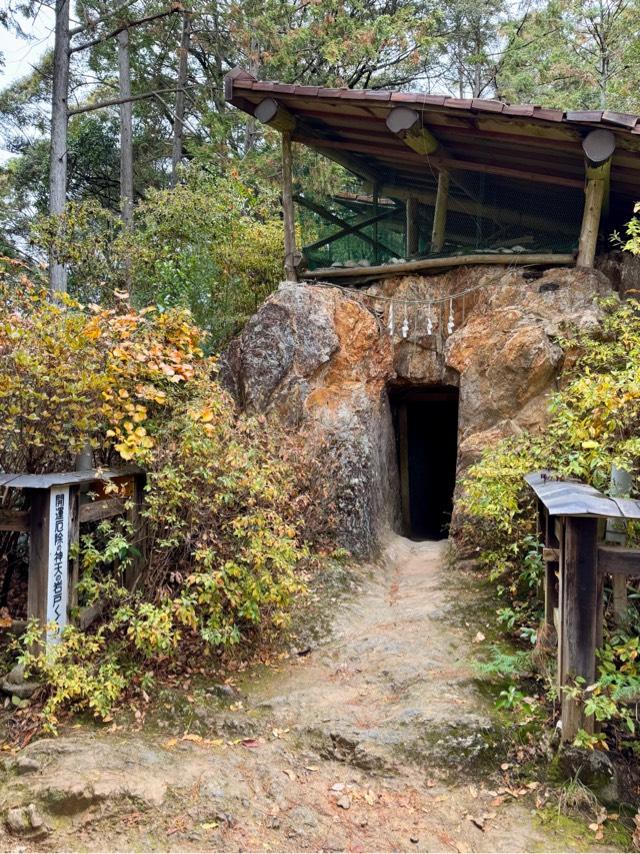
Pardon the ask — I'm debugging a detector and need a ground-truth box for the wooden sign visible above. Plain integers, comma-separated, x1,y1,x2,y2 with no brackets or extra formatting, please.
46,486,69,644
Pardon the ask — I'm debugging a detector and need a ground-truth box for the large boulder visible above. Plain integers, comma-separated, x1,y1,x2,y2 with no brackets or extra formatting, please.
219,283,398,557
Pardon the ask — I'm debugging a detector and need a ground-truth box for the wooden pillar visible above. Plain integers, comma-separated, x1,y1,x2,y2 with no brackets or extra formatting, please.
372,184,380,265
431,170,449,253
406,197,419,257
282,131,298,282
398,403,410,536
540,504,559,644
561,516,599,742
577,129,615,268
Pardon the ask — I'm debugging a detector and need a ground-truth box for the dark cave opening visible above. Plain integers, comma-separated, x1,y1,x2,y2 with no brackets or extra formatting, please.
390,385,459,540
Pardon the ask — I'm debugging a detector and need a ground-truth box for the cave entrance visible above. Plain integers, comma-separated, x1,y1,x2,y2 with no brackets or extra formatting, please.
390,385,459,540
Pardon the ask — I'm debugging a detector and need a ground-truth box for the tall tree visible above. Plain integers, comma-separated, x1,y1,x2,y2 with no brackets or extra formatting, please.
49,0,71,292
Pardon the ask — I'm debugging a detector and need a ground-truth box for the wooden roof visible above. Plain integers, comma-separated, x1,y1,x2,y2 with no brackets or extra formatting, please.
225,68,640,221
525,471,640,519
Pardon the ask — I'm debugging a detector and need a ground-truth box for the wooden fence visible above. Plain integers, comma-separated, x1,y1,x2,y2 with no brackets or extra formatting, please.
526,471,640,741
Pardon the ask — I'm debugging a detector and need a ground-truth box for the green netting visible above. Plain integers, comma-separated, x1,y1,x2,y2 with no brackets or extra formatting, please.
300,169,583,271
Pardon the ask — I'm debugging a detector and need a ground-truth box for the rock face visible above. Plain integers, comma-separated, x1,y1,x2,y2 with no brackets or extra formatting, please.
220,283,398,556
221,266,612,555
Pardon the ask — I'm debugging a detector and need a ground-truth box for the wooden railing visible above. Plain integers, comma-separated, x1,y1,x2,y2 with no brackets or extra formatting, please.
526,471,640,742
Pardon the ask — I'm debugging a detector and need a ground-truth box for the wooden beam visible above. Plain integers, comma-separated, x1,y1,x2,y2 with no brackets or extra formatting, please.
431,170,449,252
254,97,296,132
406,197,419,257
79,497,125,524
561,517,598,742
301,207,397,254
282,131,298,282
0,510,29,532
377,183,578,237
577,129,616,268
305,252,574,280
597,545,640,576
385,106,439,155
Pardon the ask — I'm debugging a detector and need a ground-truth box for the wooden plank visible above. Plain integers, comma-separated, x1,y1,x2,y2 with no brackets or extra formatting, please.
27,489,50,632
0,466,142,490
306,253,575,280
79,497,125,524
282,131,298,282
430,170,449,253
0,510,29,532
561,517,598,742
77,600,105,631
543,547,560,562
597,545,640,576
612,575,628,623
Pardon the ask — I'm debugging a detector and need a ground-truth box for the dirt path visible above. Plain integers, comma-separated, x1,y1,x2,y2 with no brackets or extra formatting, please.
0,538,608,851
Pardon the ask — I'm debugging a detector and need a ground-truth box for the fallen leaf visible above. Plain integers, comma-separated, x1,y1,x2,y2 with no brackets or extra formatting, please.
473,631,486,643
283,769,296,780
182,733,203,744
363,790,376,805
305,765,319,772
162,738,178,750
201,822,219,831
469,785,478,799
241,738,260,748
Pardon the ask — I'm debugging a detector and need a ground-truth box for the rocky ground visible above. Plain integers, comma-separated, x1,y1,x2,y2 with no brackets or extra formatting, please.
0,538,624,852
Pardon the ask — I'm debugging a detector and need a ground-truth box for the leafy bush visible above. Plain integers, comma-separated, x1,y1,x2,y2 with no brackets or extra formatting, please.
458,294,640,748
0,259,315,729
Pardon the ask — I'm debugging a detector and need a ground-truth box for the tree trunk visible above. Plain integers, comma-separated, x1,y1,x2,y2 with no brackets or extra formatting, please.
170,11,191,187
49,0,71,293
118,28,134,227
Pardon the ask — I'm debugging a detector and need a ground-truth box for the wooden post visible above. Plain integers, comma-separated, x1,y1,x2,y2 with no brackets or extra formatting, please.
561,516,599,742
577,129,615,268
69,486,80,611
431,171,449,253
612,575,628,623
398,403,410,536
540,504,559,645
125,473,147,592
406,197,419,257
372,184,380,265
282,131,298,283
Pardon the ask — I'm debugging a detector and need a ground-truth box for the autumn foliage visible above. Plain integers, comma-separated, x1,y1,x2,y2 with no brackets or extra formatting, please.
0,258,314,726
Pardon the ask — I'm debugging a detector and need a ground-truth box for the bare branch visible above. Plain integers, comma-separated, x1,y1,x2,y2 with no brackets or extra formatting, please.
70,6,182,54
68,86,186,116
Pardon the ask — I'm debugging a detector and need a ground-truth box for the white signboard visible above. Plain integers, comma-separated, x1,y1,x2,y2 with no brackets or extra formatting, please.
46,486,69,645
